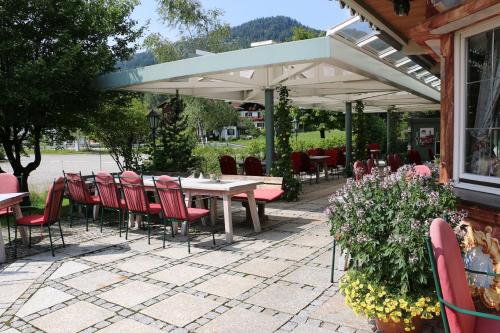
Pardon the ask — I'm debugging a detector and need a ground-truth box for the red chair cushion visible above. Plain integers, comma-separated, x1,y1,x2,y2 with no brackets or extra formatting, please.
148,203,162,215
90,195,100,204
0,208,13,217
430,218,476,333
16,214,45,226
474,317,500,332
233,188,284,202
186,207,210,222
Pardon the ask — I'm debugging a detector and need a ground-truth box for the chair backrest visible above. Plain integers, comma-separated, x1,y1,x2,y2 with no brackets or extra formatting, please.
429,218,476,333
244,156,264,176
408,149,423,165
64,172,92,204
428,148,435,161
353,160,367,180
291,152,302,174
43,177,65,224
325,148,338,167
337,147,346,166
366,159,375,174
94,171,121,209
388,154,400,172
119,171,150,214
154,176,188,221
299,152,313,172
219,155,238,175
0,173,19,193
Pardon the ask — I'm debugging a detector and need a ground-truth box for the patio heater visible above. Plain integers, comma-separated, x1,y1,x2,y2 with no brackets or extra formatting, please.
147,109,160,154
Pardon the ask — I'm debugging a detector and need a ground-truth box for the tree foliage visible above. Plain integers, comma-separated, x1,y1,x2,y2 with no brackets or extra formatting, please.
353,100,368,161
0,0,143,189
290,26,322,41
86,92,149,172
271,86,301,201
151,92,198,172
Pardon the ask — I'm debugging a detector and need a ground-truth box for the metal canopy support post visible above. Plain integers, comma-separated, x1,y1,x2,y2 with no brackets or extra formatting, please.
386,110,391,154
345,101,352,176
265,88,274,174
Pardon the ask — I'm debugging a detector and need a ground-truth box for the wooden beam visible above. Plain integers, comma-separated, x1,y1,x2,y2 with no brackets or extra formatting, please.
439,33,454,184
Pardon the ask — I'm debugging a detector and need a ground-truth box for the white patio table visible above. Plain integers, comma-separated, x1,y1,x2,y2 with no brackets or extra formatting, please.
0,192,29,263
309,155,330,182
142,177,262,244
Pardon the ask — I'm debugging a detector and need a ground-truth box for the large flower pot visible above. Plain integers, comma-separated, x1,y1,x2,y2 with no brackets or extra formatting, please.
375,317,424,333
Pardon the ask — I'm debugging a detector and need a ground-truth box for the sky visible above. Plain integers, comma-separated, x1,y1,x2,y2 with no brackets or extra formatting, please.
132,0,351,43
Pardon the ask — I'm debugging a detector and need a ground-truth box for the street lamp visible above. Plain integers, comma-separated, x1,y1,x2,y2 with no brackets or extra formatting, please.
147,109,160,153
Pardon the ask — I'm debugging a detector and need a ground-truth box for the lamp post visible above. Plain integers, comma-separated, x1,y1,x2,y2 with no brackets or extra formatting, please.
147,109,160,155
292,117,299,142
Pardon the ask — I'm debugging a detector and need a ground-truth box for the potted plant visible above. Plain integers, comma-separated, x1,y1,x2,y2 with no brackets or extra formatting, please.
326,166,467,332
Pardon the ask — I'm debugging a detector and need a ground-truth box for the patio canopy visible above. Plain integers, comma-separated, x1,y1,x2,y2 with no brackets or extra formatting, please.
96,36,439,113
96,33,441,173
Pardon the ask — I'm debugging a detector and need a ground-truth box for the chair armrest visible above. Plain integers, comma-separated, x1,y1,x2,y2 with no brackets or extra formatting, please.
465,267,500,277
440,297,500,321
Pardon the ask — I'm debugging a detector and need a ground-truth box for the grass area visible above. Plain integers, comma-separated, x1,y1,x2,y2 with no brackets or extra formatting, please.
230,129,345,147
26,149,109,155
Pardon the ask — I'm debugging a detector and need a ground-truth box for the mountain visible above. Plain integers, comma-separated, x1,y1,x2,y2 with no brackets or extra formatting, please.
230,16,321,49
118,16,321,69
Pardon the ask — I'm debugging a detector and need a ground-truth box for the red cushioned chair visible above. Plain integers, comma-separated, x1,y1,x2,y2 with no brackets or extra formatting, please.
0,173,20,243
428,148,435,161
291,152,303,179
94,171,127,236
119,171,161,242
15,177,65,257
64,171,101,231
219,155,238,175
244,156,264,176
366,158,376,175
325,148,340,179
408,149,423,165
427,218,500,333
300,152,316,184
387,154,401,173
353,160,367,181
153,176,213,252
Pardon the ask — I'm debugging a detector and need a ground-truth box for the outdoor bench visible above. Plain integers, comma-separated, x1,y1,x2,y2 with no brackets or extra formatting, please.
219,175,284,222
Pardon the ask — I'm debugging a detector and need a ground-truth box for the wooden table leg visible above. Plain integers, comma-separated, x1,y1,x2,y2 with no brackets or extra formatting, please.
210,197,217,226
323,160,329,180
246,191,261,233
14,205,29,246
222,194,233,243
315,162,320,183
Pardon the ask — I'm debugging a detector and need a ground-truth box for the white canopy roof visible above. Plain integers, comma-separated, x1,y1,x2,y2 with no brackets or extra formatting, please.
96,36,440,113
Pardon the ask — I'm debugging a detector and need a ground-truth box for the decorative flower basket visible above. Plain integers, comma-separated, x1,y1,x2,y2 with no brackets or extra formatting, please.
327,165,467,332
375,316,424,333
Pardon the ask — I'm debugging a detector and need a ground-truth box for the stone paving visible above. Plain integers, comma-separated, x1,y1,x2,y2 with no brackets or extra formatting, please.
0,178,375,333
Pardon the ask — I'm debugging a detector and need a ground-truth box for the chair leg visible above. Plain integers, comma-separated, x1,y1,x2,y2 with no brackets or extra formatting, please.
58,219,65,247
162,217,167,248
330,238,336,283
118,210,122,238
100,206,104,233
147,215,151,245
13,223,18,258
47,224,55,257
85,205,89,231
69,203,73,228
6,214,10,243
170,219,175,238
29,226,32,248
211,223,216,247
186,221,190,254
125,212,129,240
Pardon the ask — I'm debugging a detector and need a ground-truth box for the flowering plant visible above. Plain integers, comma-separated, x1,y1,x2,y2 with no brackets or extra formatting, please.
326,166,467,329
340,271,441,331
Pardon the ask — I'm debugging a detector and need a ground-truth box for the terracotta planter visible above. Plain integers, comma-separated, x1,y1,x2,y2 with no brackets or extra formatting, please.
375,316,424,333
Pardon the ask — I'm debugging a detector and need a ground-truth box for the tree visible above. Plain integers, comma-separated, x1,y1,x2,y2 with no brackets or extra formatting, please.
152,92,198,172
353,100,368,161
291,26,322,41
271,86,301,201
203,100,239,139
0,0,143,189
86,92,149,172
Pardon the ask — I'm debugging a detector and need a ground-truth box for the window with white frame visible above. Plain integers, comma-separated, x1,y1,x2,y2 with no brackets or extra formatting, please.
456,19,500,187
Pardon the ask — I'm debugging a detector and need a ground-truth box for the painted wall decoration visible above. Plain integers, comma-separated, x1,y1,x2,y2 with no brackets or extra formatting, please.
419,128,435,145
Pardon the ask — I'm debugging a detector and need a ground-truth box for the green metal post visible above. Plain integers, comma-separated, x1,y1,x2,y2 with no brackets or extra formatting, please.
345,101,352,176
386,110,391,154
265,88,274,174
